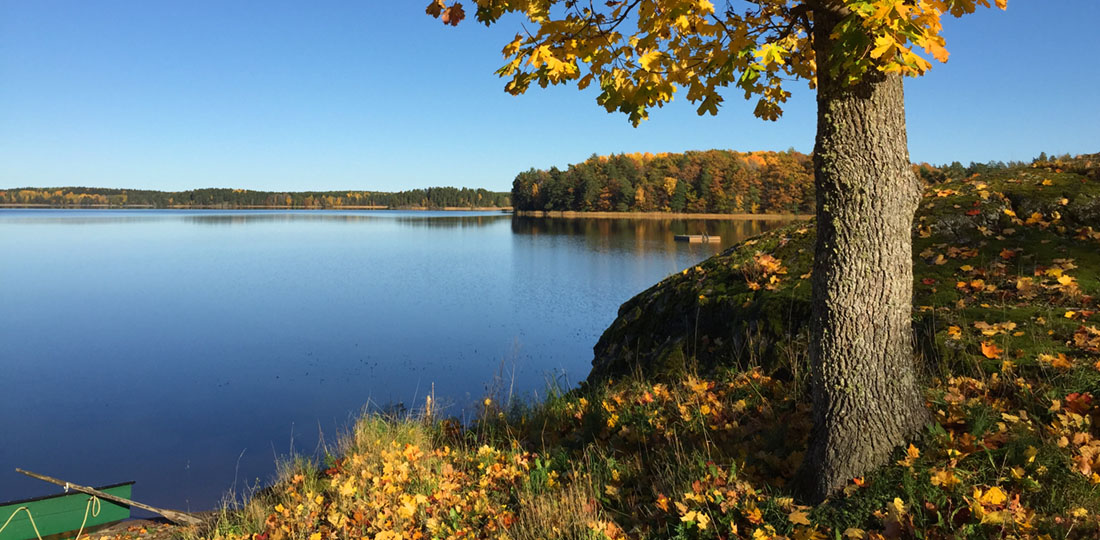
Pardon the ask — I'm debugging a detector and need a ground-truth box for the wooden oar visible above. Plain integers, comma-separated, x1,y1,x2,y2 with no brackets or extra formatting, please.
16,468,205,526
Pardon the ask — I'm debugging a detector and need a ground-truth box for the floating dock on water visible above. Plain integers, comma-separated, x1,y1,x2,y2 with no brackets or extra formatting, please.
674,234,721,243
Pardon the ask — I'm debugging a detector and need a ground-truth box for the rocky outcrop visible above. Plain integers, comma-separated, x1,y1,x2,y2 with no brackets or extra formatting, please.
589,158,1100,383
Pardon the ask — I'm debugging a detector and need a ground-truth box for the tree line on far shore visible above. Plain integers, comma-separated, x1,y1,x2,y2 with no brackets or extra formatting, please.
511,149,1073,214
0,186,511,209
511,150,814,214
3,152,1069,213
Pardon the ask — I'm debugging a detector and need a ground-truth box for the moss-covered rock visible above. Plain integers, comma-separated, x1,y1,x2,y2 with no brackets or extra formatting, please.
590,155,1100,384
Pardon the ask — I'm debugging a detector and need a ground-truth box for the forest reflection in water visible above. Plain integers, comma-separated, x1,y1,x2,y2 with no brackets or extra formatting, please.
182,211,513,228
1,209,790,241
0,209,513,227
511,215,790,253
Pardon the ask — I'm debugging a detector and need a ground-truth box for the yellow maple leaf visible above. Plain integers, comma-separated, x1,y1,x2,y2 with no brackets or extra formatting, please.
638,50,662,71
338,477,356,497
890,497,908,516
398,494,419,519
926,40,950,62
930,468,961,488
752,525,777,539
870,35,897,59
745,504,764,524
1038,353,1073,369
980,341,1003,359
792,526,827,540
897,445,918,467
789,509,812,525
327,511,347,528
979,486,1008,506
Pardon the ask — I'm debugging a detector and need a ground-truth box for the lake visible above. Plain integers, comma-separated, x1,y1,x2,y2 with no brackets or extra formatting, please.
0,209,788,513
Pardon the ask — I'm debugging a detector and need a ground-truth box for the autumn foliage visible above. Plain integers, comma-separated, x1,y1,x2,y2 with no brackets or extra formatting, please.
428,1,1007,124
511,150,812,213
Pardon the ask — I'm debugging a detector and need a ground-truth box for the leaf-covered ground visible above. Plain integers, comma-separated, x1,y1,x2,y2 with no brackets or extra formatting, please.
96,157,1098,540
592,156,1100,385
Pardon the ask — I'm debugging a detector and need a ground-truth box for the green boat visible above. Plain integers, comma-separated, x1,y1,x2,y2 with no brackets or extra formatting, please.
0,482,133,540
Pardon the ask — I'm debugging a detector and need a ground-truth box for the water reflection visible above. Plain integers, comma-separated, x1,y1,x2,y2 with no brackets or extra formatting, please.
183,212,375,226
0,209,511,228
510,216,789,253
181,213,511,228
0,209,175,225
389,214,511,229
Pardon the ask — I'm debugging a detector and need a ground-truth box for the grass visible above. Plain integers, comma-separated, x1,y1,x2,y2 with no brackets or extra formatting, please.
176,359,1096,539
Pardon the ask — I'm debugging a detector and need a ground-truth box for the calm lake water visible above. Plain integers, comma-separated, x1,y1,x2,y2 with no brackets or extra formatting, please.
0,209,787,512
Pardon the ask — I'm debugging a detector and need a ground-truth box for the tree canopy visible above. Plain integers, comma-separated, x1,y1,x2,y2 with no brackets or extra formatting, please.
429,0,1006,124
512,149,813,213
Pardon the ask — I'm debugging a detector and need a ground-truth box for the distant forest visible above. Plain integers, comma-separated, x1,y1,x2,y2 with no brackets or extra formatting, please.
3,152,1078,212
511,150,814,213
0,186,511,209
512,149,1080,214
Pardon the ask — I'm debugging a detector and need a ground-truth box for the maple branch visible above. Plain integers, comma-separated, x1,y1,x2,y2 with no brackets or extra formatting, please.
709,12,751,48
779,4,813,39
593,0,644,38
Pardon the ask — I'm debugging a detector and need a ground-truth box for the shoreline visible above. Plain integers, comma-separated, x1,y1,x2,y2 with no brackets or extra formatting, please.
1,205,810,220
0,204,513,212
515,210,811,220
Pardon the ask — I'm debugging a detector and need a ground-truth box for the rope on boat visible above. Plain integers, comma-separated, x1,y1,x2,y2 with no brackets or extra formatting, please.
0,494,102,540
0,506,44,540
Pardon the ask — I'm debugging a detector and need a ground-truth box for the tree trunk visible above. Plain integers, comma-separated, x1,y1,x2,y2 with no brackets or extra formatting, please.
799,11,929,502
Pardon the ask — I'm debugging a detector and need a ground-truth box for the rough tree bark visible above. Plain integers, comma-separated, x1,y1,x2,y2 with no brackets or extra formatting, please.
799,9,929,502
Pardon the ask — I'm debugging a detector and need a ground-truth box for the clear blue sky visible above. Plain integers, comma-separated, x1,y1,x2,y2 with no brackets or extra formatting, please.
1,1,1097,192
